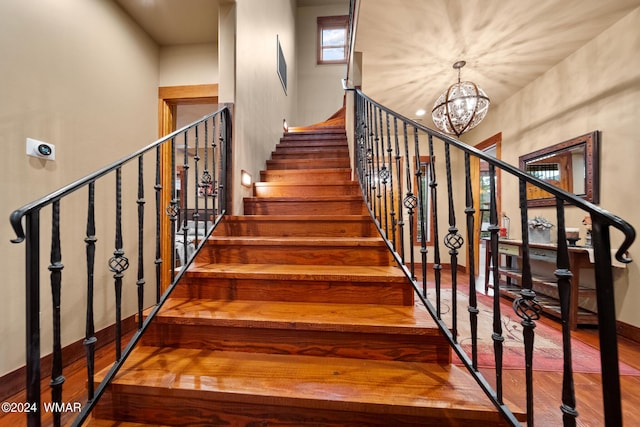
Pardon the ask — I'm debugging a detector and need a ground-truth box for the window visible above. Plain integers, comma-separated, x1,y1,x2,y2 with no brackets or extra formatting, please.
317,15,349,64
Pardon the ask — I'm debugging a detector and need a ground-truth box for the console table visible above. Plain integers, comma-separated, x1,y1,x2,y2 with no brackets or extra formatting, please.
484,239,624,330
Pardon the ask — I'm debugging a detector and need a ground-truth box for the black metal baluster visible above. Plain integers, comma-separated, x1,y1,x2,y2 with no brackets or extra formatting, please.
181,131,190,263
427,134,442,318
394,118,404,260
373,106,382,224
108,167,129,361
202,120,211,232
591,216,623,427
365,103,374,208
84,183,97,401
378,110,390,236
385,112,396,247
136,156,145,329
402,122,417,279
210,117,218,217
413,127,427,297
554,198,578,426
167,137,178,277
23,210,41,427
49,201,65,427
443,142,463,342
154,146,162,303
464,153,479,370
490,165,505,403
193,124,201,243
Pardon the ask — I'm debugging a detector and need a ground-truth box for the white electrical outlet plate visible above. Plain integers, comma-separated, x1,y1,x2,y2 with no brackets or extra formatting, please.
26,138,56,160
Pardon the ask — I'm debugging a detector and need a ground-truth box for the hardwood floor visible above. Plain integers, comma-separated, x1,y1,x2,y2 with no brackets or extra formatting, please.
3,281,639,426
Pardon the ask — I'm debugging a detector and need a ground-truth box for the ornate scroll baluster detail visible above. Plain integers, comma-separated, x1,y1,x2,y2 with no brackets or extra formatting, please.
108,167,129,361
84,183,98,401
402,122,416,278
49,201,65,426
136,157,145,329
443,142,464,341
554,197,578,426
464,153,479,369
512,177,541,418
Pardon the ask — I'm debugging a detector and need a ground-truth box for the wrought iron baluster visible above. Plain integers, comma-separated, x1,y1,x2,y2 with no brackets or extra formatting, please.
464,153,479,370
489,165,505,403
211,117,219,216
154,146,162,303
24,210,41,427
443,142,463,342
202,120,211,232
402,122,416,277
192,124,201,247
554,198,578,426
365,102,374,207
591,216,623,427
136,156,145,329
373,106,382,224
49,201,65,427
392,118,404,272
385,112,396,247
427,134,442,318
413,127,428,297
108,167,129,361
378,109,390,235
84,183,97,401
167,137,179,277
181,131,190,264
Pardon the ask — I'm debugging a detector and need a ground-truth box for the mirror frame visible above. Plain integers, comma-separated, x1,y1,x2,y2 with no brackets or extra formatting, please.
519,130,600,207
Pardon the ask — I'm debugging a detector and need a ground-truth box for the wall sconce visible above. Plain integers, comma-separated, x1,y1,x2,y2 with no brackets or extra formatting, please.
241,170,252,188
283,119,288,133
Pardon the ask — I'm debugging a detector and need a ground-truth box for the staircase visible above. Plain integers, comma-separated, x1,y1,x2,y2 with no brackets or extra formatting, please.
90,125,513,426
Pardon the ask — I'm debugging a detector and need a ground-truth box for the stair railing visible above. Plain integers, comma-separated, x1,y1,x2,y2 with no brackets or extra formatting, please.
9,105,232,427
346,88,635,426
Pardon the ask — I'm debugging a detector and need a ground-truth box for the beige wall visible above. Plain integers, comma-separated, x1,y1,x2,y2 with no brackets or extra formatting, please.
296,1,349,125
465,7,640,327
231,0,298,214
159,43,219,86
0,1,159,376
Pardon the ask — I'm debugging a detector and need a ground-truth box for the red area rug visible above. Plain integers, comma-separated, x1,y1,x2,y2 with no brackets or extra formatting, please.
421,289,640,375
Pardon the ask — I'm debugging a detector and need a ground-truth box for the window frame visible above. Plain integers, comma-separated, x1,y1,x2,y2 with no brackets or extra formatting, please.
317,15,349,65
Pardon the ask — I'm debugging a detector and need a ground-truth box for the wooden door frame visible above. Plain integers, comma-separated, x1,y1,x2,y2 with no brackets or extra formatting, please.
471,132,502,277
158,84,219,292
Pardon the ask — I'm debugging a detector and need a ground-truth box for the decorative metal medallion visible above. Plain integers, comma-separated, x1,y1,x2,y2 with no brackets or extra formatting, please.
108,254,129,274
513,289,542,322
403,193,418,210
444,232,464,250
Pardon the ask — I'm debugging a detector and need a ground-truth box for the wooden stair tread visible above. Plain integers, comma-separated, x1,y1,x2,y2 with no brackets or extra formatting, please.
100,346,506,421
244,195,363,202
224,214,371,222
254,181,357,187
154,299,439,335
206,236,386,247
186,262,406,281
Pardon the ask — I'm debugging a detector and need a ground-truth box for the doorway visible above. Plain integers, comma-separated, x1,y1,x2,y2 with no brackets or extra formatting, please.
158,84,218,291
472,133,502,293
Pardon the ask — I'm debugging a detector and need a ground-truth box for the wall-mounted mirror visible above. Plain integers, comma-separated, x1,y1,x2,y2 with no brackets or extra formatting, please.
519,131,599,207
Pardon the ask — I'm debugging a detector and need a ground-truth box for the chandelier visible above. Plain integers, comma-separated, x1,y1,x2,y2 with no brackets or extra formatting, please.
431,61,490,137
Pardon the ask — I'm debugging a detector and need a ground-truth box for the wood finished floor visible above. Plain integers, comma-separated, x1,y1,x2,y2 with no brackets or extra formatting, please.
2,272,639,427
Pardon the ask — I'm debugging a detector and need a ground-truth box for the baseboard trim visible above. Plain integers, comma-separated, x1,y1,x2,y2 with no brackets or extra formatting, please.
617,321,640,344
0,315,136,401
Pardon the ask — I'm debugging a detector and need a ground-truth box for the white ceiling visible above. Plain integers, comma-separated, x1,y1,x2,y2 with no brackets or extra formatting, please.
115,0,640,120
355,0,640,119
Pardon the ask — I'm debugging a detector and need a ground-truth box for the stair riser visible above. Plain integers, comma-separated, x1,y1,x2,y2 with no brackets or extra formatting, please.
254,184,360,197
271,150,349,160
260,169,352,182
214,219,379,237
266,158,351,169
94,390,468,426
172,277,414,306
143,324,451,363
244,199,368,215
281,134,346,142
276,140,349,151
201,244,394,266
